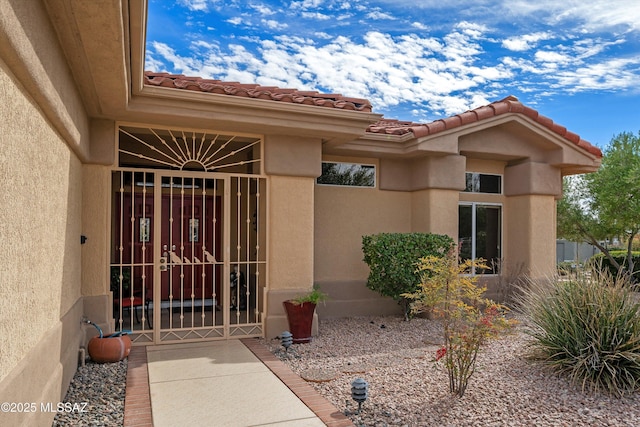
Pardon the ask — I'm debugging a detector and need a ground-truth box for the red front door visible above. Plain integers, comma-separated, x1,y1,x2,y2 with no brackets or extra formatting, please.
159,178,222,306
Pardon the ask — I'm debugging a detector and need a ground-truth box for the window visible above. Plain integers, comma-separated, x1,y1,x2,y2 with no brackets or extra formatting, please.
459,203,501,274
317,162,375,187
464,173,501,194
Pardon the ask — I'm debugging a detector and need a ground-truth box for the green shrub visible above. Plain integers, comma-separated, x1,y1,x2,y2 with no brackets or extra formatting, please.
362,232,454,319
517,271,640,396
588,251,640,283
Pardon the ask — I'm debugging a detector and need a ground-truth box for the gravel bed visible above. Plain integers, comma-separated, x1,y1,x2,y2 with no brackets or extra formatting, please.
264,315,640,427
52,359,127,427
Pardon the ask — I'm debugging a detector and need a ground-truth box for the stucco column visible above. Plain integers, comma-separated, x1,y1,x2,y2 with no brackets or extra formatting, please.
505,195,557,279
81,165,113,331
411,189,460,239
265,175,316,338
263,134,322,338
406,154,465,240
504,162,561,279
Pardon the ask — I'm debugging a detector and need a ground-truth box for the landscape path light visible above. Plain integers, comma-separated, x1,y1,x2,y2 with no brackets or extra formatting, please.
280,331,293,352
351,377,369,414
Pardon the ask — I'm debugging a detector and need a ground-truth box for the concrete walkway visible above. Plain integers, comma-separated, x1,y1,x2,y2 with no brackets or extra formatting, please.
123,339,354,427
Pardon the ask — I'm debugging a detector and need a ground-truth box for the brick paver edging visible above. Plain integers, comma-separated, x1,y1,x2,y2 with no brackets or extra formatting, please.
241,338,355,427
123,347,153,427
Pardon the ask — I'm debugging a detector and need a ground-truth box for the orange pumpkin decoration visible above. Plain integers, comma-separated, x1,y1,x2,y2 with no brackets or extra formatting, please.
88,334,132,363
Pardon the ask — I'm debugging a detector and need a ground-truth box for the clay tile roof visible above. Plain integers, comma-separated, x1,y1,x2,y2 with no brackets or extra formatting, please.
142,73,601,159
144,71,373,112
366,95,602,158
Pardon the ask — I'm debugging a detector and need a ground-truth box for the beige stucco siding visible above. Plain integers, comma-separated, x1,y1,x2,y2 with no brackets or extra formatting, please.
505,195,556,278
264,175,316,338
0,62,82,379
466,158,506,175
0,0,92,161
268,175,315,289
314,185,412,282
81,165,112,297
411,189,459,237
0,59,84,426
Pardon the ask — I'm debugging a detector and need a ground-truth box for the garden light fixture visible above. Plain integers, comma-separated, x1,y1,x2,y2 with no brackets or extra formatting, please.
280,331,293,352
351,377,368,414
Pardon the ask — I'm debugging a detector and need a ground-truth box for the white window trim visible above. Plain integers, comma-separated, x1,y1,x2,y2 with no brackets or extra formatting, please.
459,201,503,275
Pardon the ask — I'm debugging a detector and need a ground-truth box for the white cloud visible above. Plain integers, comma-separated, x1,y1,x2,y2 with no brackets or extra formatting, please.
290,0,325,9
261,19,288,30
554,58,640,91
179,0,211,12
572,38,626,60
503,0,640,32
502,32,553,51
456,21,488,37
313,31,333,39
411,22,428,30
147,0,640,121
366,9,396,20
227,17,244,25
147,42,200,75
149,24,517,117
250,3,276,16
534,50,570,65
301,12,331,20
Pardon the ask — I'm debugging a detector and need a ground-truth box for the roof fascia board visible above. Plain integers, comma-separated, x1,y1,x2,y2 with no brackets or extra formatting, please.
128,0,146,102
348,113,600,163
128,85,382,138
136,85,379,121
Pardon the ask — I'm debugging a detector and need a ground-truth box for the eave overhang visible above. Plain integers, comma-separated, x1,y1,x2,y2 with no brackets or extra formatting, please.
327,113,601,175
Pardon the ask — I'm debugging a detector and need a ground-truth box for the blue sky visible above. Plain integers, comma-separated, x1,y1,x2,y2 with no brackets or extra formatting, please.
145,0,640,149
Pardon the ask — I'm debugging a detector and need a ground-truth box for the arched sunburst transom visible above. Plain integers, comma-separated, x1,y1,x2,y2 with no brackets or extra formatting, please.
118,126,262,174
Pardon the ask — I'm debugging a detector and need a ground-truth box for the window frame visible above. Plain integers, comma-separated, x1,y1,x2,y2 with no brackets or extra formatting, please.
316,161,377,188
464,172,503,194
458,202,503,275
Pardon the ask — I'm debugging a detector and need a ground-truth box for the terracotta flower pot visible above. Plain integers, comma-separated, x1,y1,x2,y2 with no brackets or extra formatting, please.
88,334,132,363
283,300,316,344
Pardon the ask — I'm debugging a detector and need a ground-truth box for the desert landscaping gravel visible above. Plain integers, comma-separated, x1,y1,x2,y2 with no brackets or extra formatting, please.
265,315,640,427
52,359,126,427
55,314,640,427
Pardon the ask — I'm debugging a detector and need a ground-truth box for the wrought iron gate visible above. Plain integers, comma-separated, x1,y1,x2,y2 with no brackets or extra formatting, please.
111,126,265,343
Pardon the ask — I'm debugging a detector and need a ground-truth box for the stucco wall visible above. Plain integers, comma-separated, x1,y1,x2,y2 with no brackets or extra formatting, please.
0,60,83,425
411,189,459,237
505,195,557,278
313,184,411,319
0,0,92,161
314,185,412,282
80,165,113,336
264,175,316,337
268,175,315,289
81,166,112,298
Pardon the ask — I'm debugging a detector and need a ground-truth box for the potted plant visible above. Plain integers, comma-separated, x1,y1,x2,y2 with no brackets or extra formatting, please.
110,266,131,294
282,285,328,344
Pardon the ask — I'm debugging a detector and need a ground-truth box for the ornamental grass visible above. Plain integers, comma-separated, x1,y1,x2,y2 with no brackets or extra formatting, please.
517,270,640,397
